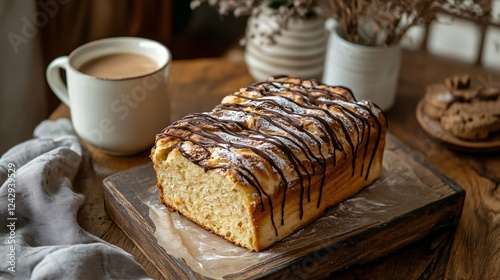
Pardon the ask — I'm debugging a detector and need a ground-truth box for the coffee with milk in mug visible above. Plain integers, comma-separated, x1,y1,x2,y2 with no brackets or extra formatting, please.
78,53,160,80
46,37,171,155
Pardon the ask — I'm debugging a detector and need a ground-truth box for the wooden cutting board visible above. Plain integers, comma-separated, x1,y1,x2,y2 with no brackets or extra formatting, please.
103,134,464,279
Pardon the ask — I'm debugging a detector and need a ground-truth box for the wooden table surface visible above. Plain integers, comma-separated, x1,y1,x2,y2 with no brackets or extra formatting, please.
50,49,500,279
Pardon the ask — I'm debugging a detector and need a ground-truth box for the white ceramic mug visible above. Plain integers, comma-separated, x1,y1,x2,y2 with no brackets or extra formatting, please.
46,37,171,155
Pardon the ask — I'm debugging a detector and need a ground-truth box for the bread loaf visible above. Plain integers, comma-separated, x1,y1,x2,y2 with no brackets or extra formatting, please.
151,76,388,251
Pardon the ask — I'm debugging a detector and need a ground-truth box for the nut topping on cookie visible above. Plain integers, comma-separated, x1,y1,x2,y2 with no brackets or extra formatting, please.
445,74,471,90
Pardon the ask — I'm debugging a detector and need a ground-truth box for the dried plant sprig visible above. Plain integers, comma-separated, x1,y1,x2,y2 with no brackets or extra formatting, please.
192,0,491,47
191,0,319,18
190,0,260,17
191,0,320,36
319,0,491,46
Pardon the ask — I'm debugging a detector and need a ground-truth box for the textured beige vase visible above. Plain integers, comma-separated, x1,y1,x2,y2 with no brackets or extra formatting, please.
244,8,327,81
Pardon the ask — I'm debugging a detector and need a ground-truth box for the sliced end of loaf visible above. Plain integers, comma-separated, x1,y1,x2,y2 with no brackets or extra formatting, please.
152,142,259,250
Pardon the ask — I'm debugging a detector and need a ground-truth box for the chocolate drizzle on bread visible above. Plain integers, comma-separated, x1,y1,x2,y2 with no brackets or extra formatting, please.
152,76,387,251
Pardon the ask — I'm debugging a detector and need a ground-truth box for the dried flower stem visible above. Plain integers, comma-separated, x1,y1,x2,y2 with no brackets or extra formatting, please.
320,0,491,46
191,0,491,46
191,0,321,43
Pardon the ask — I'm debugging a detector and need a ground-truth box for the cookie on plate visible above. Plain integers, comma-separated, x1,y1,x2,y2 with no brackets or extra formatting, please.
444,74,471,90
424,83,454,119
440,99,500,140
450,89,478,102
477,86,500,101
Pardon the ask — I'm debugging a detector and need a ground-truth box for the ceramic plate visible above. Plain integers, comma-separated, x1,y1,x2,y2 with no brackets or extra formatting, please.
416,99,500,153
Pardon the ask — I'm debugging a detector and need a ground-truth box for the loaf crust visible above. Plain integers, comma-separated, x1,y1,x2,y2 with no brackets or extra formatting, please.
151,76,388,251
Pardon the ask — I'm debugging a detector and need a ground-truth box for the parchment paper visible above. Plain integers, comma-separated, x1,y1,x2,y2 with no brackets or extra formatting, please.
140,149,441,279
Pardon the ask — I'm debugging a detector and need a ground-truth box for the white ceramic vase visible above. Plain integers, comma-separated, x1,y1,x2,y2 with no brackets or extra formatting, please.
322,26,401,111
244,8,327,81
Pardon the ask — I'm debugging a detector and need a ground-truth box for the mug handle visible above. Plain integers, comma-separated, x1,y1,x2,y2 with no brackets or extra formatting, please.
46,56,70,107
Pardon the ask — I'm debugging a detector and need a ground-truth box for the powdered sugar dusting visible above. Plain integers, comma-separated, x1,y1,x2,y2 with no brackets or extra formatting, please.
162,77,386,206
215,108,248,122
258,95,305,114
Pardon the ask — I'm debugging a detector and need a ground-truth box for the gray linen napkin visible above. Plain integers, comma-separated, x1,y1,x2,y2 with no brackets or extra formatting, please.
0,119,150,279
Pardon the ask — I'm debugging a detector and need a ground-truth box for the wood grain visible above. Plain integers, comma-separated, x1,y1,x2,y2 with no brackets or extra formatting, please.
49,50,500,279
386,50,500,280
